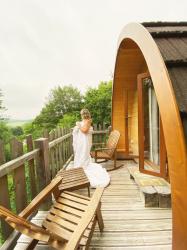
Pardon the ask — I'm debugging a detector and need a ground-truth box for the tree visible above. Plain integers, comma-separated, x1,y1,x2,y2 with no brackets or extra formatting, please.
23,121,43,139
84,81,112,125
0,122,12,143
58,112,80,128
0,89,6,120
33,85,83,130
11,126,24,136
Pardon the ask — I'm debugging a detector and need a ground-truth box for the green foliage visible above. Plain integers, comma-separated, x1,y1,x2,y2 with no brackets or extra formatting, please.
33,85,83,130
23,122,43,139
84,81,112,125
0,89,6,120
58,112,80,128
0,122,12,143
11,126,24,137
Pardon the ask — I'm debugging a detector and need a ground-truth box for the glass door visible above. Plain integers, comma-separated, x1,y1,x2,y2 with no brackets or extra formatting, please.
137,73,167,178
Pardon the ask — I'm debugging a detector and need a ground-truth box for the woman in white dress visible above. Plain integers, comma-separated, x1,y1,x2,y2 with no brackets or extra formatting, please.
72,109,110,188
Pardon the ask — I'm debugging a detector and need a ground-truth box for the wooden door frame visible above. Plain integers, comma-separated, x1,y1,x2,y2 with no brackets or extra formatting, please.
137,72,167,178
124,89,129,155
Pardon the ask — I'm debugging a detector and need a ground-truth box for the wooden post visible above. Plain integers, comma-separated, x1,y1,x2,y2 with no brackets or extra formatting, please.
49,130,56,178
0,140,12,240
10,138,27,213
43,129,49,138
34,138,51,210
124,90,129,155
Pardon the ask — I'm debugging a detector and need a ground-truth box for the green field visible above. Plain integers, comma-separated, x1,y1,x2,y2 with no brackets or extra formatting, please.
7,119,32,127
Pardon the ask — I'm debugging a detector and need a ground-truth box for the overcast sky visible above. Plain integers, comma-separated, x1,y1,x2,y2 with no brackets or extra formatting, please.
0,0,186,120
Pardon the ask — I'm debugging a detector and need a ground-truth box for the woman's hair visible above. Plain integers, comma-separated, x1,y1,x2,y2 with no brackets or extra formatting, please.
80,109,91,119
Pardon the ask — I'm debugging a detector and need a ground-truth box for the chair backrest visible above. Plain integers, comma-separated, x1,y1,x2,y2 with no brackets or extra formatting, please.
106,130,120,157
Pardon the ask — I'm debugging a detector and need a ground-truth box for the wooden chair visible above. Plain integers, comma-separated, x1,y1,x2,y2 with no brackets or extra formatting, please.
56,167,91,197
91,130,121,171
0,176,104,250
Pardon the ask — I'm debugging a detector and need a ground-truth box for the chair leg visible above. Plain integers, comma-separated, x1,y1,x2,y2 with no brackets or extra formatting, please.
88,186,90,197
84,218,97,250
114,150,117,169
96,202,104,232
26,239,39,250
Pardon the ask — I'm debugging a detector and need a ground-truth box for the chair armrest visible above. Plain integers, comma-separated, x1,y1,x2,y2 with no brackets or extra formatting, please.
20,176,62,219
0,205,51,242
5,216,51,242
65,187,104,250
94,147,114,152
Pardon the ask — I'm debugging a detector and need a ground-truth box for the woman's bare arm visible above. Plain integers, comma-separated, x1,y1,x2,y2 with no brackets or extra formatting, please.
80,119,91,133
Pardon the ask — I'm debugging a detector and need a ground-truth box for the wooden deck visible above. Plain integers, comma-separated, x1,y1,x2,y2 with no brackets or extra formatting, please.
15,161,172,249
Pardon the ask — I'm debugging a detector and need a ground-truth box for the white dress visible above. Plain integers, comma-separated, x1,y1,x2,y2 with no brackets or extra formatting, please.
71,121,110,188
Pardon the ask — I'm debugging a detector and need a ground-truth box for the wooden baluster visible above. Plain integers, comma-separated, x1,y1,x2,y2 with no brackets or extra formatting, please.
68,129,72,158
61,128,65,165
64,129,67,163
10,138,27,213
99,124,102,145
49,130,56,178
0,140,12,240
34,138,51,210
103,123,106,145
58,128,63,170
26,135,37,199
66,129,69,160
93,124,97,149
54,129,59,173
70,130,73,156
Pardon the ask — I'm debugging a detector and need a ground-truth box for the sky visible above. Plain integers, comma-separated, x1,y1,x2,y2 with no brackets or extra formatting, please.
0,0,186,120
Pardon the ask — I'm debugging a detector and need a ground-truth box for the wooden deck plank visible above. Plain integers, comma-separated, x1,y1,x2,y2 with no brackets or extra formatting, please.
14,161,172,249
89,246,171,250
91,231,171,246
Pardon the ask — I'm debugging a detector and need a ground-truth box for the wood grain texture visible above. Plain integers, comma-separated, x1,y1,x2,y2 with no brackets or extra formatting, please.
0,140,12,239
10,138,27,213
112,23,187,249
14,161,172,250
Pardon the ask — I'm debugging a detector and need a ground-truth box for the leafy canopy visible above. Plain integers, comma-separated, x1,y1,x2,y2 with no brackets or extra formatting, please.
33,85,83,130
84,81,112,125
0,89,6,120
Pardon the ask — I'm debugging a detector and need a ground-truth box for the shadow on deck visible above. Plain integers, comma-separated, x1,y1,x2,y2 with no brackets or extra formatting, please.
15,161,172,250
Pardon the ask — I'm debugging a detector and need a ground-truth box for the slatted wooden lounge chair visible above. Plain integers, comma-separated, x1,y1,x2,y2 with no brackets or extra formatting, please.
0,176,104,250
56,167,91,197
91,130,121,171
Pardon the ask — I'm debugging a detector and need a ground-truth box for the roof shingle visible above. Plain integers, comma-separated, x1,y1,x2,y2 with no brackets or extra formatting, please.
143,22,187,113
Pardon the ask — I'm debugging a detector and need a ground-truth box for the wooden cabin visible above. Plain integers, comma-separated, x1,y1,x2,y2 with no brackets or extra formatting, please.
0,22,186,250
112,22,187,249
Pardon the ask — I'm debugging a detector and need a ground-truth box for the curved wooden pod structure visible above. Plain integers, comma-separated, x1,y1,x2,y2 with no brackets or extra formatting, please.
112,22,187,249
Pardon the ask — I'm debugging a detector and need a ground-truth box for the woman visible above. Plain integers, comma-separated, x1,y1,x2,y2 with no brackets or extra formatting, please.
72,109,110,188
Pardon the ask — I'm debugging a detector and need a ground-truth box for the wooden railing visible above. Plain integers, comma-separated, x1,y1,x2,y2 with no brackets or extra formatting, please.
0,124,110,247
0,129,73,246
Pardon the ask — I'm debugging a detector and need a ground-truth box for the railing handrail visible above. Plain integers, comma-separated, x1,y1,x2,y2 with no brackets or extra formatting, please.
0,148,39,178
49,132,72,149
0,129,109,178
92,129,109,135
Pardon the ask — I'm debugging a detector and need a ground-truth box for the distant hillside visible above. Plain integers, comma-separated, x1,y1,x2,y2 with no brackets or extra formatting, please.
7,119,32,127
